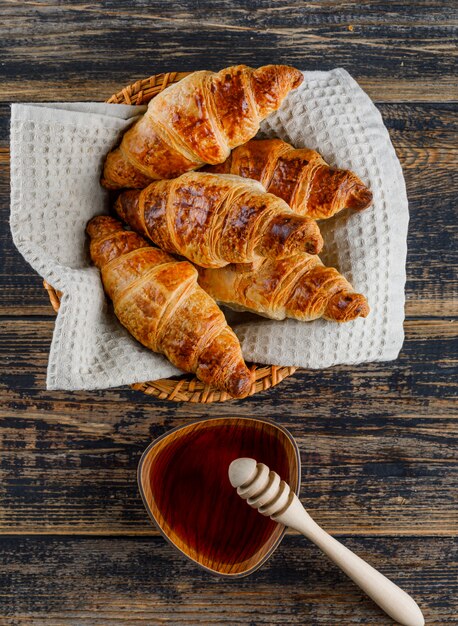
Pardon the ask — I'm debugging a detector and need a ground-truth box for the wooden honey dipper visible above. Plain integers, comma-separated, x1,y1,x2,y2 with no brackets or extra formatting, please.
229,458,424,626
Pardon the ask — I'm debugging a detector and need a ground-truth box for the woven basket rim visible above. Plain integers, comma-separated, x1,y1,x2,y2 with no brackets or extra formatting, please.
42,71,298,402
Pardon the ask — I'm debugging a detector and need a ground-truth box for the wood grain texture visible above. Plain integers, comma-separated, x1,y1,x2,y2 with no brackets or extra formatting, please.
1,1,457,623
1,1,457,102
0,536,456,624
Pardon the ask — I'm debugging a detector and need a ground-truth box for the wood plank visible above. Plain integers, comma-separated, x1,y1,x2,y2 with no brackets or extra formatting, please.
1,3,457,102
0,318,456,535
0,535,455,624
4,77,457,104
380,103,458,150
4,0,458,26
1,101,457,316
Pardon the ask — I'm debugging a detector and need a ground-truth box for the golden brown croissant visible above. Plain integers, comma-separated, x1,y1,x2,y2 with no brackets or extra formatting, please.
206,139,373,220
102,65,303,189
86,215,254,398
114,172,323,268
197,254,370,322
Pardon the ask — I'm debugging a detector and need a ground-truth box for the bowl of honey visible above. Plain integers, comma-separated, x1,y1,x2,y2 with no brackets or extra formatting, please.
138,416,300,577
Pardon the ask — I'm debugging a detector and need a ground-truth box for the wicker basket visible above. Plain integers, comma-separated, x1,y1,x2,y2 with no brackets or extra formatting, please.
43,72,298,402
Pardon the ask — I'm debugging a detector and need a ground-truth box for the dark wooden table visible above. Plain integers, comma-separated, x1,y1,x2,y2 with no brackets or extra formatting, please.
1,2,457,624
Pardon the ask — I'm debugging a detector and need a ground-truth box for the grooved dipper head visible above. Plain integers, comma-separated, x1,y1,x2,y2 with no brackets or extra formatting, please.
228,458,257,488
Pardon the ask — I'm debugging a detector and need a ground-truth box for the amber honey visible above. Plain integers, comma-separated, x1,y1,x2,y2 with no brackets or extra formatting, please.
147,419,294,572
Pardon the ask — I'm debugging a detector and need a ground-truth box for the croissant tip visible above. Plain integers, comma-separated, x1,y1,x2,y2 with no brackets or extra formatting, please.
272,65,303,90
347,185,373,211
289,67,304,89
355,299,370,319
305,229,324,255
224,366,255,399
100,176,115,190
86,215,120,239
325,292,370,322
299,217,324,255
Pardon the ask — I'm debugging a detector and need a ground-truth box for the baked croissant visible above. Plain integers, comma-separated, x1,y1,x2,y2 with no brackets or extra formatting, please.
197,254,370,322
86,215,253,398
102,65,303,189
115,172,323,268
206,139,373,220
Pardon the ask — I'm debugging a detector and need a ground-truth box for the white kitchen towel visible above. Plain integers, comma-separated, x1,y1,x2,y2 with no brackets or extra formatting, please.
10,69,408,390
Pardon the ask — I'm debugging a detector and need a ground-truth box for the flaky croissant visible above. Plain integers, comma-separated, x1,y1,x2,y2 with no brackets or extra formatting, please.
102,65,303,189
206,139,373,220
115,172,323,268
86,215,253,398
197,254,370,322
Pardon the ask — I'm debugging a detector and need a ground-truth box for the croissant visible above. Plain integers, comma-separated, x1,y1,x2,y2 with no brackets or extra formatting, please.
114,172,323,268
197,254,370,322
206,139,373,220
102,65,303,189
86,215,254,398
